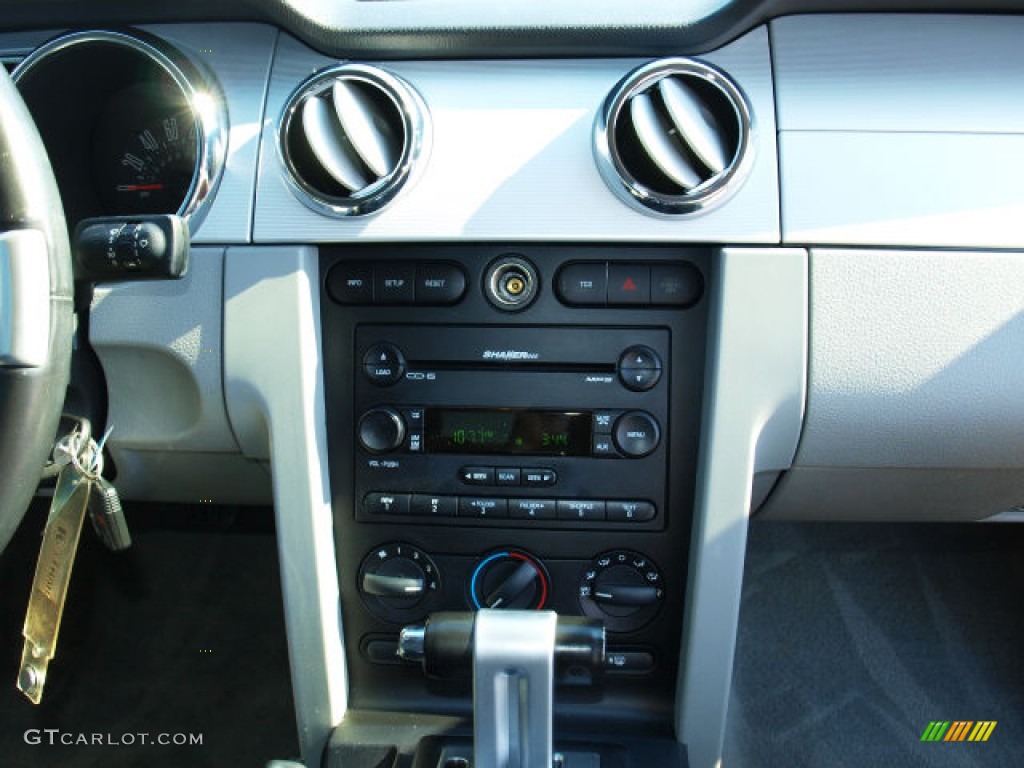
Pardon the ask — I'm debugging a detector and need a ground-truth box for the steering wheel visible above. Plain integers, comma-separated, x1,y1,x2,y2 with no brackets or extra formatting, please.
0,64,74,554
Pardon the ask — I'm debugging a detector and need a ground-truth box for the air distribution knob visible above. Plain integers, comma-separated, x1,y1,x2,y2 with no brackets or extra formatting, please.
579,550,664,632
357,406,406,453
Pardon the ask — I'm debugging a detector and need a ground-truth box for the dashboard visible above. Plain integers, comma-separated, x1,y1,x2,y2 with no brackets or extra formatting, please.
3,2,1024,767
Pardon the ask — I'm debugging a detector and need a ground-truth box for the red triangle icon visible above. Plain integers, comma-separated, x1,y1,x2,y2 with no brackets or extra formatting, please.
622,276,637,291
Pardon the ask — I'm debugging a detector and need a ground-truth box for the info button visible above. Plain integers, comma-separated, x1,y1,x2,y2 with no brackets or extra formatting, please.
326,262,373,305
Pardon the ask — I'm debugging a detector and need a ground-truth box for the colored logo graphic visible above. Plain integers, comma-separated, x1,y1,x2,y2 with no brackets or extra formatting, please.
920,721,997,742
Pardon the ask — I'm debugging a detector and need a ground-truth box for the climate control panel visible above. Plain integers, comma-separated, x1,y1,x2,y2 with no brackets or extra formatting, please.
357,542,664,636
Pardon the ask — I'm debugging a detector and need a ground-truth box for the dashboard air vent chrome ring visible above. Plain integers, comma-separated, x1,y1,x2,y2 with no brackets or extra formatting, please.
594,58,753,217
278,64,429,217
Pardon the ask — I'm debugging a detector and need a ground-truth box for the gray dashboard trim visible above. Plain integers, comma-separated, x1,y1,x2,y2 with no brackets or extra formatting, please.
145,23,277,244
678,247,807,768
794,248,1024,470
774,15,1024,250
779,130,1024,250
223,245,347,765
773,15,1024,133
253,28,779,243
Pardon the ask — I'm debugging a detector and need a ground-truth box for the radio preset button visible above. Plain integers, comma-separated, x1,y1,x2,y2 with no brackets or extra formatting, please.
522,469,557,487
410,494,458,517
362,343,406,386
607,500,657,522
557,500,606,521
460,467,495,485
364,492,411,515
459,497,509,518
613,412,661,458
509,499,557,520
495,468,521,486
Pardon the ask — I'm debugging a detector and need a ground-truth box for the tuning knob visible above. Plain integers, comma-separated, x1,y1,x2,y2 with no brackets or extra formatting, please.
357,406,406,453
470,550,549,611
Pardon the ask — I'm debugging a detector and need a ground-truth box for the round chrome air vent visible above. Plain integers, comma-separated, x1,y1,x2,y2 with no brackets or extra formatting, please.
595,58,753,216
279,64,429,217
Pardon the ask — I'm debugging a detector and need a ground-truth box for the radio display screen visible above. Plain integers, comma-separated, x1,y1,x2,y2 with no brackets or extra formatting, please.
424,408,592,456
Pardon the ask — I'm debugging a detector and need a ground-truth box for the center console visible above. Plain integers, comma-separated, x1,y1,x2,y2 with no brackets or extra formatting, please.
320,243,709,731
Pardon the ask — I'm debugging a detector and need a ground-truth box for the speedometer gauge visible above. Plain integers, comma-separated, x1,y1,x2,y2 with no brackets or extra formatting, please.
13,29,226,232
92,85,198,216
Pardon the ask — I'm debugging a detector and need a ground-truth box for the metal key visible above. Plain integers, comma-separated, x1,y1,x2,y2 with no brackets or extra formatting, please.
88,476,131,551
17,427,100,704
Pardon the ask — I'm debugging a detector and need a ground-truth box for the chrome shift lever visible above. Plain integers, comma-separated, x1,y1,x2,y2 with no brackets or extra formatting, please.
398,610,605,768
473,610,558,768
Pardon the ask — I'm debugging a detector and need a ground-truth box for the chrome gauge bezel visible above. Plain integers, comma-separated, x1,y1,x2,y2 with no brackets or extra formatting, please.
13,29,228,235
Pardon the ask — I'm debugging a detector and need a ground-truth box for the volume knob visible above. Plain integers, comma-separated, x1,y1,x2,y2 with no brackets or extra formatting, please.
358,407,406,453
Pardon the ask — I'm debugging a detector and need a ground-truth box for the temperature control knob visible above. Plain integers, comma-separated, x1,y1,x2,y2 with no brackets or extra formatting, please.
358,407,406,454
359,543,440,621
470,550,549,611
579,550,663,632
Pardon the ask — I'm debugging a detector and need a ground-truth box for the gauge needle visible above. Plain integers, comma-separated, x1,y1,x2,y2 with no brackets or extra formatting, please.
116,183,165,192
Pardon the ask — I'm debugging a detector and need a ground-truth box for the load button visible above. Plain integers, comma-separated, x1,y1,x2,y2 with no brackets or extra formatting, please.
612,412,661,458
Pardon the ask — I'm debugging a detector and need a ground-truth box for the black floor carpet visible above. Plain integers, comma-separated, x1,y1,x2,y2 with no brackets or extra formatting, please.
725,521,1024,768
0,500,299,767
5,501,1022,767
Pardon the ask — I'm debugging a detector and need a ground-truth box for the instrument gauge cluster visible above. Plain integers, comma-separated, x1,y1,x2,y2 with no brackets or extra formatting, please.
13,29,226,233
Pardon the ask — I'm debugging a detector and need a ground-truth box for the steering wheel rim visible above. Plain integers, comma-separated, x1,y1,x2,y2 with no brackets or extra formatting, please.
0,64,74,554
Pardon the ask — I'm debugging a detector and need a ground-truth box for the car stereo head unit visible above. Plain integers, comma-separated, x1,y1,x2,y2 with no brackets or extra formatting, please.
352,324,672,530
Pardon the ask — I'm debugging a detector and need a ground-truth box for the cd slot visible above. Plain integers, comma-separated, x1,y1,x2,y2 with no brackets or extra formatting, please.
407,360,617,374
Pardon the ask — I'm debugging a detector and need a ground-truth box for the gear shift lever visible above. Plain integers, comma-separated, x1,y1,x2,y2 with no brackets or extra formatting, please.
398,611,605,768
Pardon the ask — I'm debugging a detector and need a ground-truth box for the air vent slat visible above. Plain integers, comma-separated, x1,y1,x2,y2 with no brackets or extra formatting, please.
659,77,729,175
301,95,370,192
280,63,428,217
332,80,398,178
595,57,752,217
630,91,702,191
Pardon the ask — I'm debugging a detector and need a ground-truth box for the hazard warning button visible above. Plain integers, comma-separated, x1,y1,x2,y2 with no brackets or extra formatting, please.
607,264,650,305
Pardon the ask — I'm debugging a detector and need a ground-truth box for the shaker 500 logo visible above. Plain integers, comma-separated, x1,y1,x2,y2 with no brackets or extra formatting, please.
481,350,540,360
